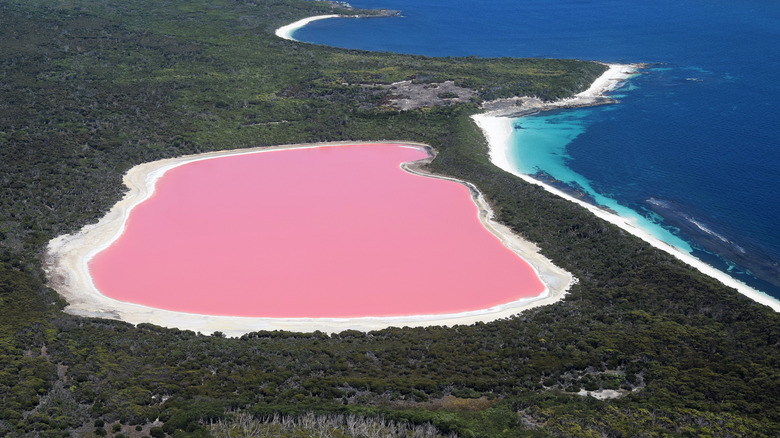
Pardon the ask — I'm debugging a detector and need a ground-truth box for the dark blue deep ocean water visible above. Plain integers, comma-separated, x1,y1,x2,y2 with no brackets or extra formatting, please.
295,0,780,301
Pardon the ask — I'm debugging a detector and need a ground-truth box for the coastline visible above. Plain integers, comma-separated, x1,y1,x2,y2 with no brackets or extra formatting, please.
44,142,574,336
472,65,780,312
480,63,640,117
275,15,342,41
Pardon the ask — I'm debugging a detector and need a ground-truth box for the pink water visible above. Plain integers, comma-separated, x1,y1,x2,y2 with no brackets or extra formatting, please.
89,144,545,317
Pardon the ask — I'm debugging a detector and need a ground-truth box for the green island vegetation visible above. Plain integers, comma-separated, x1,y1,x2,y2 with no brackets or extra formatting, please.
1,0,778,436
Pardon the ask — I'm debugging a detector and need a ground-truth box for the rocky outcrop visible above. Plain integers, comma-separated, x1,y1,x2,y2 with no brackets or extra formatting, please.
380,80,477,110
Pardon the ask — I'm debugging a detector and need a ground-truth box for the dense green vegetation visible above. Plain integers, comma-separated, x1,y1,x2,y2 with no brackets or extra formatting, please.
1,0,778,436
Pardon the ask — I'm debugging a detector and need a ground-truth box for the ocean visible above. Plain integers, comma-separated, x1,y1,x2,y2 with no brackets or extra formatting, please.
293,0,780,301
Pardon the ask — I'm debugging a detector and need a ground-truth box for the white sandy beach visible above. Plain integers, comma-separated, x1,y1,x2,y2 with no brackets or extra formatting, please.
574,64,637,98
275,15,342,41
479,63,641,118
45,142,574,336
472,64,780,312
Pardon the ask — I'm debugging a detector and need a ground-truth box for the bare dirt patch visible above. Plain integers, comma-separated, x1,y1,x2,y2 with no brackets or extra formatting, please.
381,80,477,110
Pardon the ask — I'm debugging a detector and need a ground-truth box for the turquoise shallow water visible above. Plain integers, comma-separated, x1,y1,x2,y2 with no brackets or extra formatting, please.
294,0,780,300
508,109,694,252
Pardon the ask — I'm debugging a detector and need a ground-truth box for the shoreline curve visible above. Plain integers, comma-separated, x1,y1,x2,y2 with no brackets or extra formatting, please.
44,142,574,336
275,15,342,41
472,65,780,312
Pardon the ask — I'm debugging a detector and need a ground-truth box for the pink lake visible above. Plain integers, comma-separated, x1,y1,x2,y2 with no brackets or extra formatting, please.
89,144,545,318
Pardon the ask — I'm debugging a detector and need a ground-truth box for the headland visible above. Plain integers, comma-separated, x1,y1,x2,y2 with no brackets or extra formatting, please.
480,64,640,117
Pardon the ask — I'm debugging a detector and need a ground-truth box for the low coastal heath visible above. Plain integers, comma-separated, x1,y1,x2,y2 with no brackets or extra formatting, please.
45,142,574,336
472,65,780,312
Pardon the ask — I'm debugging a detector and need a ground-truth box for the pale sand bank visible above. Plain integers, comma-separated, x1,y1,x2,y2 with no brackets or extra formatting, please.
45,142,574,336
473,65,780,312
575,64,637,98
275,15,341,41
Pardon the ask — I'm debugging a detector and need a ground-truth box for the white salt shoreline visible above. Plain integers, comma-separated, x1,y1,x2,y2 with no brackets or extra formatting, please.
44,142,574,336
473,64,780,312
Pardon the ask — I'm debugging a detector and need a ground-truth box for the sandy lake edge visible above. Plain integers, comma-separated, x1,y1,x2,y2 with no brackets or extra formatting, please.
44,142,575,336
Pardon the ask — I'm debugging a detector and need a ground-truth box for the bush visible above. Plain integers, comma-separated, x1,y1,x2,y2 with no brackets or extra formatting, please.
583,380,600,392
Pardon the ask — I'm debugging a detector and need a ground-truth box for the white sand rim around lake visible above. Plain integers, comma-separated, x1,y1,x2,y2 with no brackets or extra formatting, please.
44,142,574,336
473,64,780,312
